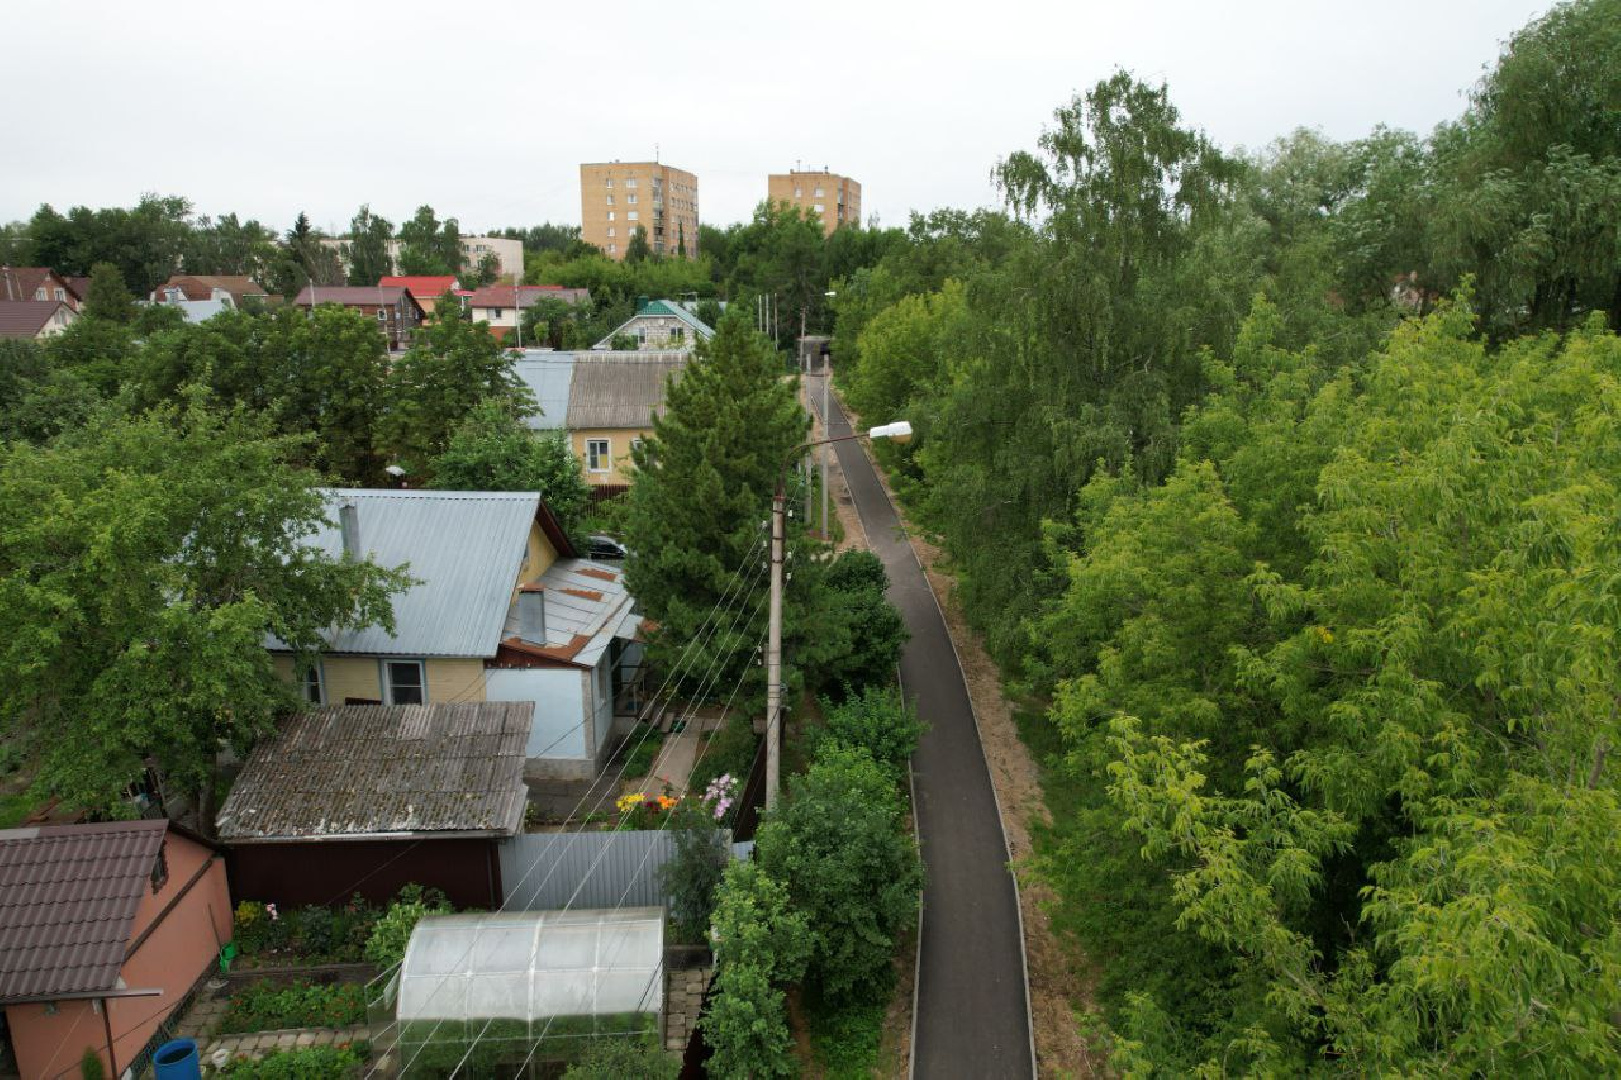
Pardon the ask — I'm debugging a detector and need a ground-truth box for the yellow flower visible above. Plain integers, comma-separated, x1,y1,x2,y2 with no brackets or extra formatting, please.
1315,626,1334,645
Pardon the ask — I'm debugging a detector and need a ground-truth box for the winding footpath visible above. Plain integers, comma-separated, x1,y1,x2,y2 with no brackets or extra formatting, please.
817,389,1036,1079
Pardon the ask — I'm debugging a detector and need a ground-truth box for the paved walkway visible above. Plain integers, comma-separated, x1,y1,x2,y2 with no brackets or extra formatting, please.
816,387,1035,1078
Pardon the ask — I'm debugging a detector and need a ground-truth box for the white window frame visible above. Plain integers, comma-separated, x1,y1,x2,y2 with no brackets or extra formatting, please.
607,211,616,221
627,211,639,221
627,194,638,204
586,438,611,473
605,195,614,205
382,659,427,704
625,178,638,188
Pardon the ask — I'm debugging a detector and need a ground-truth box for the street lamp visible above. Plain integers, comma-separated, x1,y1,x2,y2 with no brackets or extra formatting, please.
765,420,912,810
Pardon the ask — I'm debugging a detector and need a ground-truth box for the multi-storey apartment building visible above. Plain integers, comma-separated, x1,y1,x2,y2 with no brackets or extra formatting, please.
768,168,861,236
579,162,699,260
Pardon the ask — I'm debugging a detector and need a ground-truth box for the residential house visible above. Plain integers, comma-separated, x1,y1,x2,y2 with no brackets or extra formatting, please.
150,275,269,307
0,267,79,309
293,284,425,349
380,274,462,319
268,489,644,780
216,702,530,909
595,298,713,351
0,300,76,340
768,167,863,235
467,285,592,342
0,820,231,1080
580,162,700,260
513,351,687,490
150,291,236,324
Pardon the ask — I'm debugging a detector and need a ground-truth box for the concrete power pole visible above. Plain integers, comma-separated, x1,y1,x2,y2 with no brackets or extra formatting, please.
765,485,786,810
821,357,831,540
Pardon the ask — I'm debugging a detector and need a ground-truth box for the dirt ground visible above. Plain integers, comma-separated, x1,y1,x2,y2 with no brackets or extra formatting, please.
839,416,1109,1078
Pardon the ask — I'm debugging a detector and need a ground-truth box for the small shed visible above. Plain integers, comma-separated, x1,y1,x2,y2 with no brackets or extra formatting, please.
217,702,531,908
389,909,664,1076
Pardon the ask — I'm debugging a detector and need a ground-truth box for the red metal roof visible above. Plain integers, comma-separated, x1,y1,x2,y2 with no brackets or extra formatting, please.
0,819,169,1002
379,275,461,300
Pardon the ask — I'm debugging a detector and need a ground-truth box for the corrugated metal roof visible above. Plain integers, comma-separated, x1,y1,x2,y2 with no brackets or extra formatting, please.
565,356,686,430
501,559,640,669
0,819,169,1002
514,355,576,431
169,299,233,323
283,489,540,657
216,702,531,841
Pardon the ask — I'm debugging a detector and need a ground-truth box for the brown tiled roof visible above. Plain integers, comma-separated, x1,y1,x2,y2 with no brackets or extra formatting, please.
0,300,66,339
155,276,268,303
293,285,422,316
0,819,169,1002
215,702,531,841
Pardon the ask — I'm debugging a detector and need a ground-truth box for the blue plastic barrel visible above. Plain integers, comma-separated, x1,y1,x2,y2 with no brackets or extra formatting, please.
153,1038,201,1080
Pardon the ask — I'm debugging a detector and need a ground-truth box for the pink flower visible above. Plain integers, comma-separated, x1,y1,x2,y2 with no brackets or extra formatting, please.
265,903,279,922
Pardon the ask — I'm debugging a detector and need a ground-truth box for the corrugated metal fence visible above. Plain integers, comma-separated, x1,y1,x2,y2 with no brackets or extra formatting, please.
499,830,675,911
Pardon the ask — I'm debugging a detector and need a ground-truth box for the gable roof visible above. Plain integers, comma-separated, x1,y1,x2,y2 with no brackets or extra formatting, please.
0,819,170,1002
380,276,461,301
294,285,424,317
0,268,72,306
0,300,68,339
638,298,714,336
466,285,591,311
276,489,567,658
215,702,531,841
566,355,687,430
154,276,268,304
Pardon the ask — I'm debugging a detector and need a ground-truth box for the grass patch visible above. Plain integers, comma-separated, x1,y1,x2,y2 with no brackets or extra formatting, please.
619,725,666,779
808,996,886,1079
0,791,37,829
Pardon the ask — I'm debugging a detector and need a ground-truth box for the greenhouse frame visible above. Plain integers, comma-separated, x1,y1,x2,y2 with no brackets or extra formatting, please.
381,908,665,1077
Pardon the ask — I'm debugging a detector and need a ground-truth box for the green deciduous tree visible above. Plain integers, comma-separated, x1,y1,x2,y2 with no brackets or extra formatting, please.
755,743,920,1003
343,204,394,285
427,398,590,541
702,861,811,1080
0,398,410,822
396,204,463,277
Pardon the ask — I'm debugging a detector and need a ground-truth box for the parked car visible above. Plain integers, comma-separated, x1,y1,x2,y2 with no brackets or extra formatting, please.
587,534,629,560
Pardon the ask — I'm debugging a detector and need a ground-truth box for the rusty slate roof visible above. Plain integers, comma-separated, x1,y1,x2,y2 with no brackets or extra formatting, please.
0,819,169,1002
216,702,532,842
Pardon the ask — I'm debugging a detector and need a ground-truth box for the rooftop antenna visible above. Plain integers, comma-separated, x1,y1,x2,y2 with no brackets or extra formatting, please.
655,142,660,163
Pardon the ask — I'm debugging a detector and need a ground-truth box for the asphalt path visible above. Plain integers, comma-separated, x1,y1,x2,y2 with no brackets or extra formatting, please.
815,386,1035,1079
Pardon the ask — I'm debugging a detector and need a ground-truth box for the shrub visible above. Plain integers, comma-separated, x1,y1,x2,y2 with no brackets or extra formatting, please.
816,550,908,696
688,715,758,797
754,744,920,1004
811,684,924,784
562,1039,679,1080
659,800,730,942
620,726,665,779
79,1049,104,1080
363,885,452,969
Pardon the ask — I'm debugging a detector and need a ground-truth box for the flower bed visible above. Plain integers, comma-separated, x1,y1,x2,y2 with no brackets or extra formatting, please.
218,982,369,1035
232,899,379,969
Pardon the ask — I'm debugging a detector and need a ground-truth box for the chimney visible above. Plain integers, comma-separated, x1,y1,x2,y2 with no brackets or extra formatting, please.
518,588,546,644
338,502,361,559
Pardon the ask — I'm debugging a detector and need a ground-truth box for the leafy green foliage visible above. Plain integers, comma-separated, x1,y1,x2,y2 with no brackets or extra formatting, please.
702,861,812,1080
231,898,379,967
218,981,368,1034
618,725,665,779
811,685,923,783
561,1039,677,1080
755,743,920,1003
83,262,134,324
79,1048,104,1080
427,398,590,540
815,550,907,696
659,800,730,942
807,996,886,1080
213,1044,366,1078
342,205,393,285
0,400,410,815
363,886,452,969
688,715,759,798
395,205,462,277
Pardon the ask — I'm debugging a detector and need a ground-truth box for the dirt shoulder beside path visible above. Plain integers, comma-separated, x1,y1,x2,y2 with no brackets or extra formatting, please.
849,427,1108,1079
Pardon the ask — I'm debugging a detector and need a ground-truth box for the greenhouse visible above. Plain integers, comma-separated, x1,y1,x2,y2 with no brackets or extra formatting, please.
381,908,665,1078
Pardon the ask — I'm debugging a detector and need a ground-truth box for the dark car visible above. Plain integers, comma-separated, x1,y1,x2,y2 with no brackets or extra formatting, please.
587,534,629,560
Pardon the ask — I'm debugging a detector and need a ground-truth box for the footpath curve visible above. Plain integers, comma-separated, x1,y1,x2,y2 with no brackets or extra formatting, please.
816,390,1035,1079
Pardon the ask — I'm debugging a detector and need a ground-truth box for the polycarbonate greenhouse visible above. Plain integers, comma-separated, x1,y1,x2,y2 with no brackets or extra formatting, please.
380,908,665,1077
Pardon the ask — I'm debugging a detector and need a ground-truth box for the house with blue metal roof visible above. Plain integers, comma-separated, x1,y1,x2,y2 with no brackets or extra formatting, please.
594,297,714,350
268,489,645,781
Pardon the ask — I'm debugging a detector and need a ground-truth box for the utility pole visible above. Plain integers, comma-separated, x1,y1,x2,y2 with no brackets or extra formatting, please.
765,484,786,810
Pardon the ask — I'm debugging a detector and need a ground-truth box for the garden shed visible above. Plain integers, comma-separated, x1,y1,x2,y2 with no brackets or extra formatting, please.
386,908,665,1075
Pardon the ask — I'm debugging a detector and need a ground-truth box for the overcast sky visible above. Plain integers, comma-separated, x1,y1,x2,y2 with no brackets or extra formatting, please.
2,0,1552,236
